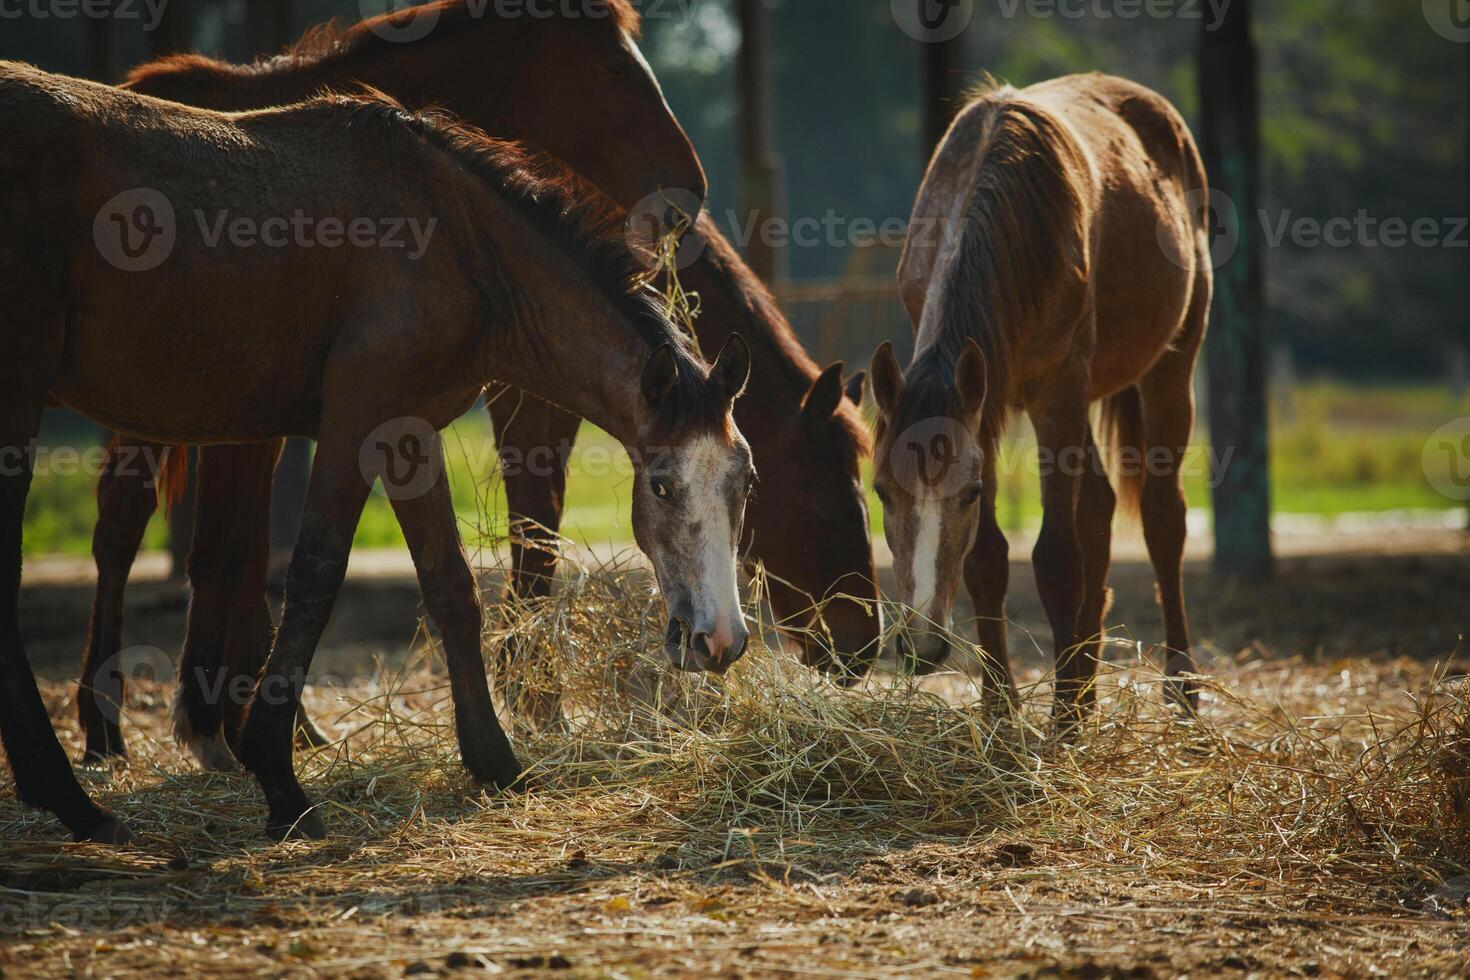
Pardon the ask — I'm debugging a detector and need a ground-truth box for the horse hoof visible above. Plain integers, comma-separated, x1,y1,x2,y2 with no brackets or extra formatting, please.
472,756,527,794
293,719,333,750
79,747,126,767
76,813,135,846
267,808,327,842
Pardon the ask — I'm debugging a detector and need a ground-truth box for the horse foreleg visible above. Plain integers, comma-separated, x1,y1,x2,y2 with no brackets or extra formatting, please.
78,436,161,762
1,340,130,842
390,432,521,791
962,452,1016,709
232,428,371,841
1028,378,1092,731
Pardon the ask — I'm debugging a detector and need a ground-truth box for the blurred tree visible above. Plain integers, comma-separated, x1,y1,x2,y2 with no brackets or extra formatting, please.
88,3,124,82
248,0,296,58
1200,0,1273,581
151,0,193,55
735,0,785,280
921,11,969,161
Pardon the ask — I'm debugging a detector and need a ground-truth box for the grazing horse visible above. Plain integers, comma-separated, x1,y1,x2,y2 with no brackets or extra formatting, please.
491,212,879,723
0,64,753,842
74,0,707,769
870,74,1211,721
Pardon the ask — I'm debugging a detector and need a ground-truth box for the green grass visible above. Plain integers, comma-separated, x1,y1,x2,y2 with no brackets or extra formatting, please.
21,381,1470,558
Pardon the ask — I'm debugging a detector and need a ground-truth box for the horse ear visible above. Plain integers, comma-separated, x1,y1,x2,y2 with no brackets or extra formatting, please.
955,338,988,419
641,344,678,410
711,334,751,405
869,341,903,417
844,370,866,408
802,363,845,423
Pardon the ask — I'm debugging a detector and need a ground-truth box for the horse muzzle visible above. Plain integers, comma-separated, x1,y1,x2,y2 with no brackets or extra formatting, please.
664,615,750,675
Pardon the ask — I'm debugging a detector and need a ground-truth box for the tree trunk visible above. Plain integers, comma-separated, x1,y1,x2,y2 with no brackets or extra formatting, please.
735,0,785,282
246,0,295,58
1199,0,1274,581
921,20,968,162
88,5,123,83
151,0,192,56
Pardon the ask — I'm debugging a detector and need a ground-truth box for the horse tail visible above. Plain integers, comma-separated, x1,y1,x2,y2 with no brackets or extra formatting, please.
97,435,190,515
156,445,191,515
1100,385,1146,521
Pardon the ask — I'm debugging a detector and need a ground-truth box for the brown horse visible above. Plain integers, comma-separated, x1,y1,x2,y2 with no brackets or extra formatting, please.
74,0,707,768
491,212,879,725
0,64,752,842
871,74,1211,721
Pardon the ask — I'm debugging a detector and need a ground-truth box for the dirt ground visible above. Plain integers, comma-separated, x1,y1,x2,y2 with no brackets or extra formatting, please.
2,534,1468,978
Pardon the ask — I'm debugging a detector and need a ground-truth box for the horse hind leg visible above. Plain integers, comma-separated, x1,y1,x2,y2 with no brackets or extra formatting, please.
172,442,278,770
77,436,161,763
1136,272,1210,715
486,387,579,733
1074,427,1117,717
962,452,1016,709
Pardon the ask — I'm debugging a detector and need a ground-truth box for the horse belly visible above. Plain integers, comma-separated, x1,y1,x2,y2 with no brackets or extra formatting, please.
1087,195,1198,398
53,263,329,443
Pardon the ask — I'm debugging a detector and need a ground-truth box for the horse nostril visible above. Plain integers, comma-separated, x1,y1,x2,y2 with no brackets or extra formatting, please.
691,631,715,660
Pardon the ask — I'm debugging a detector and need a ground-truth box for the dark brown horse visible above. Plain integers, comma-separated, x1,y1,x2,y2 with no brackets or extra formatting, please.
492,212,879,726
871,74,1211,722
0,64,752,842
75,0,708,769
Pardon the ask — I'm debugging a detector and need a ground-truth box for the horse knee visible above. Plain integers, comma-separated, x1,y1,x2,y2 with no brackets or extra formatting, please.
424,570,483,646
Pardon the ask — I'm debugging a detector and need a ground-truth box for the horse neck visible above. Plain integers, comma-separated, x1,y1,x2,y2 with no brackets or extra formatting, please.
475,215,658,449
678,223,809,434
200,26,526,119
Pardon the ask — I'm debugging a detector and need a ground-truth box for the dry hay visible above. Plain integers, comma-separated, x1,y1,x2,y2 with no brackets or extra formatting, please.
1,545,1467,977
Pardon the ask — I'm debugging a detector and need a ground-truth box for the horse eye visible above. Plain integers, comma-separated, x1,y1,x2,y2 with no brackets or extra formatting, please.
961,481,984,506
650,477,672,500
